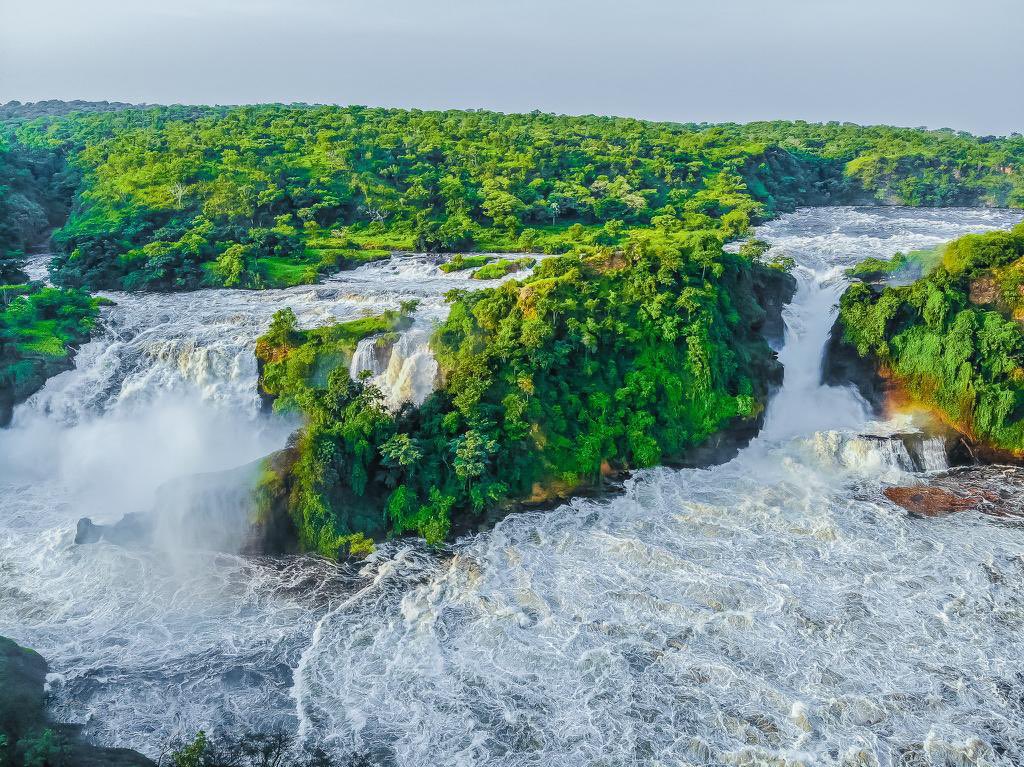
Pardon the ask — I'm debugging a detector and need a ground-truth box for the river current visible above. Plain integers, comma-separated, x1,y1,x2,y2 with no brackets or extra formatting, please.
2,208,1024,766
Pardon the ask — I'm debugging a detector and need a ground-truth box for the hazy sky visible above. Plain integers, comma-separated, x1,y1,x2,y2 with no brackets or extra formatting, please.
2,0,1021,135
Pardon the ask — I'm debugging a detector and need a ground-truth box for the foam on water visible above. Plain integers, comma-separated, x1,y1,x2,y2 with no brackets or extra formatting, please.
2,211,1024,765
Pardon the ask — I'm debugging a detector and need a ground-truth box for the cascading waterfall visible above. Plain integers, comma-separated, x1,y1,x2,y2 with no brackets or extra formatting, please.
350,327,439,410
2,213,1024,766
918,436,951,472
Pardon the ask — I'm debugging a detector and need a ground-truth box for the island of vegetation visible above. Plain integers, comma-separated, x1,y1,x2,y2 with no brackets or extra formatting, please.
832,223,1024,461
252,229,795,557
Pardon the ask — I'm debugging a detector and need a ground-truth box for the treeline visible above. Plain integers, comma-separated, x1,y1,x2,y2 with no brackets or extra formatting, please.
257,229,795,556
837,223,1024,458
1,104,1020,291
0,131,71,276
0,134,101,426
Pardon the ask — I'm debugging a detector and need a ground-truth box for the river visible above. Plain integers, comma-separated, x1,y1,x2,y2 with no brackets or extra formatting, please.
1,207,1023,766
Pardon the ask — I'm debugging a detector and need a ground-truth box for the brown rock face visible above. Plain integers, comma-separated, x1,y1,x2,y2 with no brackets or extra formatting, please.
884,466,1024,518
969,274,999,305
884,486,990,517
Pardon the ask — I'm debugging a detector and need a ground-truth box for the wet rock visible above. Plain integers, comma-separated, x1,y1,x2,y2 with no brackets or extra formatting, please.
0,354,78,428
75,513,154,546
0,636,47,739
751,264,798,349
74,455,298,555
821,317,889,414
0,636,154,766
885,465,1024,518
884,486,988,517
74,517,103,544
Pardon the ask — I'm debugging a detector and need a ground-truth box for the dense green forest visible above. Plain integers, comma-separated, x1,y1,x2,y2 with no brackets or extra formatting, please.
0,132,101,426
3,100,1024,546
1,102,1021,291
837,223,1024,458
256,229,795,556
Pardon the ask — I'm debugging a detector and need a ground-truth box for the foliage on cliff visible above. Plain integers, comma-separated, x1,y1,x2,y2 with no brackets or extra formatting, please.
838,223,1024,456
253,307,414,555
0,284,101,426
257,230,794,556
2,103,1021,291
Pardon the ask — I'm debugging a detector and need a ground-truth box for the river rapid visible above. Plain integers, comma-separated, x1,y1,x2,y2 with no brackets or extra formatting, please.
2,208,1024,766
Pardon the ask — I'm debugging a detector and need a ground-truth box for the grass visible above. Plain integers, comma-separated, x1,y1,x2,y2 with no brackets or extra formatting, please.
471,258,536,280
440,255,491,273
257,256,320,287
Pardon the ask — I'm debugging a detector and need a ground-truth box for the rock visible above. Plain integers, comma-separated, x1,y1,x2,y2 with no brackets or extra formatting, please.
0,637,47,740
884,486,986,517
0,636,154,766
74,517,103,544
0,354,77,428
75,453,299,555
821,317,889,414
969,274,999,305
751,263,798,349
74,512,154,547
885,465,1024,518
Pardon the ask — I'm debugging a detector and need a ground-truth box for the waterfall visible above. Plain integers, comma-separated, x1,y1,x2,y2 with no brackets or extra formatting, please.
349,337,388,380
918,436,950,472
2,210,1024,764
348,330,438,410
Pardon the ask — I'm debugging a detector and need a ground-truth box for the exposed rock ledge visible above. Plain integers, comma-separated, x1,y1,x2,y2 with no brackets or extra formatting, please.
884,465,1024,518
0,636,154,766
75,453,297,555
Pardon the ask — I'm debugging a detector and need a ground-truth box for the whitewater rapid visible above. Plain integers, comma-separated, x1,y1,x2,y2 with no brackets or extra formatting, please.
2,209,1024,766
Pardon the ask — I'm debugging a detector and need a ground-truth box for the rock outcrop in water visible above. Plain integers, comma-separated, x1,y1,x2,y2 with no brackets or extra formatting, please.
885,465,1024,517
75,457,295,555
0,637,154,766
253,234,797,557
821,316,891,414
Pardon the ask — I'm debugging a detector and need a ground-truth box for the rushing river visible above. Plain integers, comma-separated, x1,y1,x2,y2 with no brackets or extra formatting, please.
2,208,1024,766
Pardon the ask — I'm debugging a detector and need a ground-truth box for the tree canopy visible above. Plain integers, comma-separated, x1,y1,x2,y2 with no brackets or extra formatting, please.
1,103,1019,291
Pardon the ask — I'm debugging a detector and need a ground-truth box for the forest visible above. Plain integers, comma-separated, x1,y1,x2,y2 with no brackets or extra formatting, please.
0,102,1020,292
255,230,795,555
0,132,99,425
3,101,1024,552
837,223,1024,457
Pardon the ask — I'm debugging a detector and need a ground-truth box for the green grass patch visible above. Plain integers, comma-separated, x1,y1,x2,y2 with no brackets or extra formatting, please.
471,258,536,280
256,256,320,288
439,255,491,273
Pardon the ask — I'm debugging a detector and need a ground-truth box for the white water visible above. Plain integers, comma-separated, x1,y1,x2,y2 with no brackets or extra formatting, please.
2,210,1024,766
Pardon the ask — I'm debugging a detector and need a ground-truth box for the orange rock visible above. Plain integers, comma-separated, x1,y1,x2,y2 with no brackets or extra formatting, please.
884,486,992,517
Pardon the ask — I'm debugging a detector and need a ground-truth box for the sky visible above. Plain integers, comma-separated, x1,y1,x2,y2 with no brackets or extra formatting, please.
1,0,1021,135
